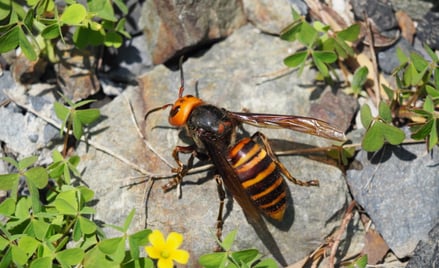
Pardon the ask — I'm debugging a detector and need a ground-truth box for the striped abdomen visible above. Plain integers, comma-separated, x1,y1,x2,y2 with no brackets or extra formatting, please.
228,137,287,221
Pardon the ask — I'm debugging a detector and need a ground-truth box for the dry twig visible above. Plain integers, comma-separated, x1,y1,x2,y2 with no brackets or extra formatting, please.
123,95,175,169
364,14,381,106
328,200,357,268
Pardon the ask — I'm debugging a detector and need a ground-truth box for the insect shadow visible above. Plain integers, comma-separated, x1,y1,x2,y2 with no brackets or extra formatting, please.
367,144,417,164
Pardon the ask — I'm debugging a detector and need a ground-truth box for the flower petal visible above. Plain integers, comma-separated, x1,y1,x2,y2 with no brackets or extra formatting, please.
157,257,174,268
149,230,166,249
171,249,190,264
145,245,161,259
166,232,183,249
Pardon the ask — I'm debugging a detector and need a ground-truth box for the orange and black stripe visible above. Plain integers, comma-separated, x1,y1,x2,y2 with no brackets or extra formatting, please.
228,137,287,221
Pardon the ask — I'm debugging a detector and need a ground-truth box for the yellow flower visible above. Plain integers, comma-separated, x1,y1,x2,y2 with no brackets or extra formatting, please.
145,230,190,268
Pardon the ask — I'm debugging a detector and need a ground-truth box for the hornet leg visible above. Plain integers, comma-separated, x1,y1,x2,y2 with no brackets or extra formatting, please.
162,145,197,192
214,174,226,251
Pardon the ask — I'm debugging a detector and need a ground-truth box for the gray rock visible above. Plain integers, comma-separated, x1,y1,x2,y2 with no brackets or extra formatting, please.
138,0,247,64
417,12,439,50
43,124,59,144
309,87,358,133
406,222,439,268
389,0,433,21
347,144,439,259
289,0,308,15
350,0,399,38
54,44,100,101
0,106,39,155
0,153,7,176
104,35,153,84
0,72,11,115
243,0,296,34
0,71,15,92
378,38,416,74
29,95,51,112
0,84,59,156
100,77,125,96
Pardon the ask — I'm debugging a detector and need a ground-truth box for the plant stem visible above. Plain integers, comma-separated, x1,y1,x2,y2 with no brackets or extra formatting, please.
62,121,72,158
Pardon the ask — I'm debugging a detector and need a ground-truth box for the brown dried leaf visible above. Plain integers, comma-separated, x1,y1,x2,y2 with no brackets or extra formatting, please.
362,229,390,264
396,10,416,44
305,0,348,31
360,21,400,47
286,244,327,268
286,256,308,268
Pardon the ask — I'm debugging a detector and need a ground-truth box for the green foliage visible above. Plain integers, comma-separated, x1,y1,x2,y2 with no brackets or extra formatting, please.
360,102,405,152
395,47,435,88
327,145,356,166
410,96,439,151
198,230,278,268
392,45,439,150
349,66,369,96
0,8,38,60
0,0,131,62
282,8,439,152
355,45,439,152
0,156,153,267
0,156,48,212
0,99,154,267
47,150,80,184
346,254,367,268
54,93,100,140
280,9,360,78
